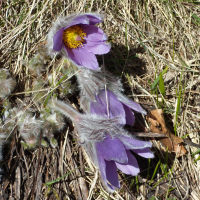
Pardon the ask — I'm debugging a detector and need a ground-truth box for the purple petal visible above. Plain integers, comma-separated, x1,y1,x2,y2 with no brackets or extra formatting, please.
82,40,111,55
118,135,152,150
105,160,120,188
80,25,105,41
122,103,135,126
123,100,147,115
102,33,108,41
96,135,128,164
53,27,64,51
116,150,140,176
90,96,107,116
132,147,154,158
65,47,99,70
97,153,115,192
86,14,103,25
117,93,147,115
97,90,126,125
64,15,89,29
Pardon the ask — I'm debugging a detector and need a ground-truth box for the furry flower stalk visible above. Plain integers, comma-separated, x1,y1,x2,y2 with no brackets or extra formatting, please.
18,114,42,148
0,69,16,98
47,13,111,70
76,68,146,125
53,100,154,193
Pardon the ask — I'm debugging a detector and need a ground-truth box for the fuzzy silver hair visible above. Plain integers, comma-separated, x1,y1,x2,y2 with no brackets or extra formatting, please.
53,100,136,144
18,115,42,146
76,68,123,111
76,114,120,144
47,16,68,57
0,69,16,99
0,69,10,79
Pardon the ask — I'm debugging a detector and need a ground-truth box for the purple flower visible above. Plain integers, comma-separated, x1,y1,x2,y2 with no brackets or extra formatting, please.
95,134,154,192
53,100,154,193
76,69,147,119
47,13,111,70
91,89,146,126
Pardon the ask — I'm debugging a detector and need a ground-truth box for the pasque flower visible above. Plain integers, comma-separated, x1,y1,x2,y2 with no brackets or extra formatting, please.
76,68,146,125
91,89,146,126
53,100,153,193
18,114,42,148
47,13,111,70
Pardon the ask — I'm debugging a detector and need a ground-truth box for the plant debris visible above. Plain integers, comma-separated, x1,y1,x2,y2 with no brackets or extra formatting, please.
147,109,187,157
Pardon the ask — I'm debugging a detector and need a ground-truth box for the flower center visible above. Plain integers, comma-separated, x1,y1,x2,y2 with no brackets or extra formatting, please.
63,25,86,49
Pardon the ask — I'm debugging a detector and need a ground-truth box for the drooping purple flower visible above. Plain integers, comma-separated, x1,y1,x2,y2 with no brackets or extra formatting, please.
76,68,123,111
47,13,111,70
76,68,146,124
91,89,146,126
53,100,154,193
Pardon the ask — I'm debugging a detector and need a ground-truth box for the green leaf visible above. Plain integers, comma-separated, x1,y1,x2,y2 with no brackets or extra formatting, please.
167,187,176,192
181,133,190,139
192,148,200,157
150,160,160,185
151,66,168,89
159,72,165,97
174,85,182,135
194,155,200,163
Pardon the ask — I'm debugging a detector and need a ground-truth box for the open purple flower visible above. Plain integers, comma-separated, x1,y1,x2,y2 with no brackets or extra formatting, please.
91,89,146,126
53,100,154,193
96,134,154,192
47,13,111,70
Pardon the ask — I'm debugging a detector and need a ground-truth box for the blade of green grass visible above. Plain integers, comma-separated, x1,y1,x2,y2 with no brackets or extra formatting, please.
192,148,200,157
165,154,176,198
149,196,156,200
129,178,135,190
159,72,165,97
135,175,139,193
174,67,183,135
151,66,169,89
194,156,200,163
181,133,190,139
163,149,168,174
153,169,171,188
174,85,182,136
150,160,160,185
147,158,151,180
45,167,80,186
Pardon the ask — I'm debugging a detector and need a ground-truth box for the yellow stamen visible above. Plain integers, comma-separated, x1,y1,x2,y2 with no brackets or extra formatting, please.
63,25,86,49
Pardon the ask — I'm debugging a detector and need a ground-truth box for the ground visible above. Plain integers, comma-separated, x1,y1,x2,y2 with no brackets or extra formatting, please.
0,0,200,199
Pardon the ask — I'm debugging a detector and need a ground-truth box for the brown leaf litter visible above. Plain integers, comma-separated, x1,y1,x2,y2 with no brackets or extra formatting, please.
146,109,187,157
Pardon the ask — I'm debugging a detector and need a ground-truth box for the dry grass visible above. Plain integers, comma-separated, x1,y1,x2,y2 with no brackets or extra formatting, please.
0,0,200,199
